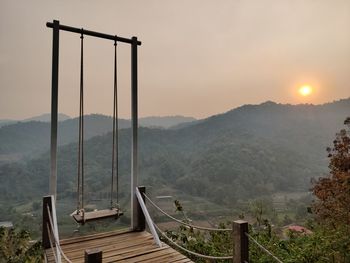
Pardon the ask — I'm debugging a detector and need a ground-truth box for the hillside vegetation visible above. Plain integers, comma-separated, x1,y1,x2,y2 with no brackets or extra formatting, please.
0,114,195,161
0,99,348,206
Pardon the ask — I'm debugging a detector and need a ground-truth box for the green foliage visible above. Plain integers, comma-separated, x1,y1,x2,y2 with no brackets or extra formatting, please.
165,223,233,263
163,201,233,262
0,227,43,263
307,118,350,262
312,117,350,228
164,197,350,263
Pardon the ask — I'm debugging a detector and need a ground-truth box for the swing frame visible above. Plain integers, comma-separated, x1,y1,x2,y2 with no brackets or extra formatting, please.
47,20,141,229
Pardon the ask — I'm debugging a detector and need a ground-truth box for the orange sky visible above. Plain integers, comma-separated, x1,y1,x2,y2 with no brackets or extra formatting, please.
0,0,349,119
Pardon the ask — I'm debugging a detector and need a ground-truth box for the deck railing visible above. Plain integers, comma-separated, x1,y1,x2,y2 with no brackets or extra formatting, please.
42,195,102,263
137,187,284,263
43,195,69,263
42,189,284,263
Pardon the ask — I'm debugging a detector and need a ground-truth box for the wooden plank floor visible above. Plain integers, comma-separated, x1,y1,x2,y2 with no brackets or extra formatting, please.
45,229,193,262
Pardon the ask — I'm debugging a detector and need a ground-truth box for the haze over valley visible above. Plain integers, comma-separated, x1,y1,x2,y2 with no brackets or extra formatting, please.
0,99,348,227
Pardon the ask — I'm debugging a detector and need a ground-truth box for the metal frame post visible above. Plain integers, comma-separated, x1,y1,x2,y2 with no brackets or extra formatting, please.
50,20,60,200
131,36,139,230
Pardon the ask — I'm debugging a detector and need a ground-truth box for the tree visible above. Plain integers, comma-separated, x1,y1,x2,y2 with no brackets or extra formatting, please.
310,118,350,262
312,117,350,228
0,227,43,263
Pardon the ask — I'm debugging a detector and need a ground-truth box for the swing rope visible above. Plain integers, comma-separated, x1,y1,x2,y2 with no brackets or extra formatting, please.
77,31,84,214
111,38,119,208
73,33,123,224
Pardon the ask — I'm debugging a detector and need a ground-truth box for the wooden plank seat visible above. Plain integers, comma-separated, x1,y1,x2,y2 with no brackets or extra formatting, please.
72,208,123,224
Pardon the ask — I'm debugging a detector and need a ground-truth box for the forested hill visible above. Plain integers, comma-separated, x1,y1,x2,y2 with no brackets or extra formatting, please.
0,114,195,159
0,115,129,158
0,98,348,204
175,98,350,161
139,116,196,128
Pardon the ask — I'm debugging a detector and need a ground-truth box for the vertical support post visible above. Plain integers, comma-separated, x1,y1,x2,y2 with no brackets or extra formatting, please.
136,186,146,231
50,20,60,200
131,36,138,230
233,220,249,263
85,249,102,263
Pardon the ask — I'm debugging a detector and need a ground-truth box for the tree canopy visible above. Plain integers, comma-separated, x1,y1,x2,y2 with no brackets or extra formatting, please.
312,117,350,228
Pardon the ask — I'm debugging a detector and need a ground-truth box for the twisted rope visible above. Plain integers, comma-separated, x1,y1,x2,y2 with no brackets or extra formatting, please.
111,38,119,207
143,193,232,232
245,232,284,263
46,224,58,263
47,206,73,263
153,223,233,260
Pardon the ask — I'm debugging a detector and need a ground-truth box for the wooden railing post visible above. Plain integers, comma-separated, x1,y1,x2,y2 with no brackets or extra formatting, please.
136,186,146,231
233,220,249,263
42,196,53,249
85,248,102,263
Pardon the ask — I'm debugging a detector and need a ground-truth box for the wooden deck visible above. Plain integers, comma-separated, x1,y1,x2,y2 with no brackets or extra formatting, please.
45,229,193,263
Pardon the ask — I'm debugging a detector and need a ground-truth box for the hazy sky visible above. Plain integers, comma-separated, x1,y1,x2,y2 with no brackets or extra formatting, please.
0,0,349,119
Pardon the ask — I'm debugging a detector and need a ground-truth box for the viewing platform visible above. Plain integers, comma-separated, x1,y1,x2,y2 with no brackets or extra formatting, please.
45,229,193,263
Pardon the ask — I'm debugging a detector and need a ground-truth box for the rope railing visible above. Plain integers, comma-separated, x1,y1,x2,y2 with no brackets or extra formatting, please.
47,205,73,263
153,222,233,260
143,193,232,232
135,187,162,247
46,224,58,263
142,191,285,263
245,232,284,263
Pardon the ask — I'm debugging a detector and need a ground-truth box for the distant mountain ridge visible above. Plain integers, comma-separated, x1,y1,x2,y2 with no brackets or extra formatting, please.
0,113,71,128
0,114,197,159
0,98,348,205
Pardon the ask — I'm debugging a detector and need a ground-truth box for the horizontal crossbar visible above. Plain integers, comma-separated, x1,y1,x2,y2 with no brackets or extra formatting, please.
46,21,142,45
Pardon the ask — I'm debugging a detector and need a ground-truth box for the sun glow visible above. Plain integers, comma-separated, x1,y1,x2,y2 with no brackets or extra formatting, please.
298,85,313,97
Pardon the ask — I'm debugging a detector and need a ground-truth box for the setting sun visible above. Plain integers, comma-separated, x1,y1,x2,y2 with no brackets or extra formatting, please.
298,85,313,96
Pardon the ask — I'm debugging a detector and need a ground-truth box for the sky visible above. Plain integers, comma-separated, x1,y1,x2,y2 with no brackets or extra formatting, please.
0,0,349,120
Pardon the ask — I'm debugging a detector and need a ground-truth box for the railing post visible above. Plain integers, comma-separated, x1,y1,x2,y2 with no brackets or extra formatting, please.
85,248,102,263
136,186,146,231
135,187,162,247
42,196,52,249
42,195,61,262
233,220,249,263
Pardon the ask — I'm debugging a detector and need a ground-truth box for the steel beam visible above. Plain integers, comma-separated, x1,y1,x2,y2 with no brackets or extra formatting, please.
131,37,138,230
49,20,59,200
46,22,141,45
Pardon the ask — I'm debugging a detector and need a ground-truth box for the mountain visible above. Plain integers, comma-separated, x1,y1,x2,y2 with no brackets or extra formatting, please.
25,113,71,122
1,98,348,205
0,113,71,128
0,120,14,128
0,114,129,160
0,114,197,161
139,116,196,128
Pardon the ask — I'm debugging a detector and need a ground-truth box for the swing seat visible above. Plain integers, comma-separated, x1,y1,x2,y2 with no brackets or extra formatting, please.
72,208,123,224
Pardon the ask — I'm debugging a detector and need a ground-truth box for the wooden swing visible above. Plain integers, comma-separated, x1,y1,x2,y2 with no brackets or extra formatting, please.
72,33,122,224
